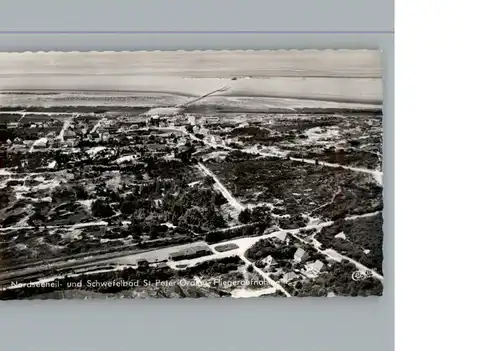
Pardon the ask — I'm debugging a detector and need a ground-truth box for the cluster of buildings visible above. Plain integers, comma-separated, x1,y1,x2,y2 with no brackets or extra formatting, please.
255,232,326,286
5,120,58,129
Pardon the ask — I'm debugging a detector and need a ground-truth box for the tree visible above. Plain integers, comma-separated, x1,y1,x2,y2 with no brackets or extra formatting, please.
238,208,252,224
212,214,227,229
203,176,215,187
91,199,114,218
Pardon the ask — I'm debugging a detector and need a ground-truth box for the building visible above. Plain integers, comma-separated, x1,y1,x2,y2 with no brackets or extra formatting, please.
188,115,197,125
281,272,299,284
261,255,277,267
275,232,288,242
294,247,309,263
310,260,324,274
33,138,48,149
167,245,212,261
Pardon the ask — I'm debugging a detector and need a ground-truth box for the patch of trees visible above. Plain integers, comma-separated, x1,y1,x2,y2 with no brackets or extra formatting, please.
170,249,212,262
316,214,383,273
0,188,14,210
229,126,270,139
245,238,296,261
299,147,380,170
5,151,51,170
182,256,242,277
0,128,47,142
91,199,114,218
174,145,196,163
114,171,228,232
51,184,89,203
278,214,307,229
205,222,268,244
1,212,27,227
238,206,272,225
315,186,383,221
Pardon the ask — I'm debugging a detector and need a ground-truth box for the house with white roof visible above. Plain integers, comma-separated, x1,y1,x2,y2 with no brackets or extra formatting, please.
294,247,309,263
275,232,288,242
281,272,299,284
311,260,324,274
261,255,277,267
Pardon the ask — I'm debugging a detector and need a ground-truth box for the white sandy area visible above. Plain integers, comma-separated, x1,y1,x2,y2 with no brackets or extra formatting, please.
0,77,382,106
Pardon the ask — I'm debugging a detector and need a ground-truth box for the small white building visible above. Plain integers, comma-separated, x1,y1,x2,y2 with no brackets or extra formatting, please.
294,248,309,263
281,272,299,284
188,115,196,125
275,232,288,242
261,255,277,267
310,260,324,274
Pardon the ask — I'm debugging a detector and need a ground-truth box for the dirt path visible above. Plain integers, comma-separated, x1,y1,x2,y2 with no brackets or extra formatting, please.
196,162,244,211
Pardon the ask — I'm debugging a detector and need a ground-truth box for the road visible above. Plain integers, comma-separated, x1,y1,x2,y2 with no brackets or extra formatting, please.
196,162,244,211
184,127,382,185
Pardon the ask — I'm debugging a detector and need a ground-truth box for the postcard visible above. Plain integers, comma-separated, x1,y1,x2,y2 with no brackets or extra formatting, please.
0,49,383,299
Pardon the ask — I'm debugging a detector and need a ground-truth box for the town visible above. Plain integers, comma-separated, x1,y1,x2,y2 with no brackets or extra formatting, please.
0,91,383,299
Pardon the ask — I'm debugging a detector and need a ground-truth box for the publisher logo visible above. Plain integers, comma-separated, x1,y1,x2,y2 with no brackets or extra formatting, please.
351,270,373,281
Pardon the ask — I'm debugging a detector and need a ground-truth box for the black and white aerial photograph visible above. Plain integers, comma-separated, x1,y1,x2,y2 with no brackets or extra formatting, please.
0,50,383,299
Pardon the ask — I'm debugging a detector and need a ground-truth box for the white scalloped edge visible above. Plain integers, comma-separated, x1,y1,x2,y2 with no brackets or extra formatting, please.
0,48,381,55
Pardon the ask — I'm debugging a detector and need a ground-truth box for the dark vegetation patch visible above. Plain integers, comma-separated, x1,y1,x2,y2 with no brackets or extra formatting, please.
206,152,382,220
316,213,383,273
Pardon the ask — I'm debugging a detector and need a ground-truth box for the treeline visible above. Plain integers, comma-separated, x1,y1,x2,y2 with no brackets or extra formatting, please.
205,222,268,244
245,238,295,261
182,256,242,277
